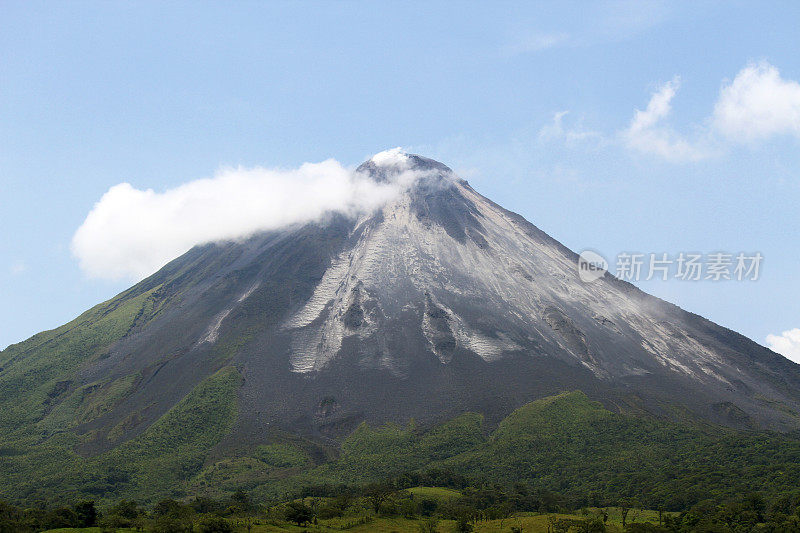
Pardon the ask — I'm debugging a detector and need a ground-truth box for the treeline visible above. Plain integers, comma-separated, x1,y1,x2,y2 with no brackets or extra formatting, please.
292,468,569,517
0,491,253,533
658,494,800,533
2,472,800,533
290,470,800,532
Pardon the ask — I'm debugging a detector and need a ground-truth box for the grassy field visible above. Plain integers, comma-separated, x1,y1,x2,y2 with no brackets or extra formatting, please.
43,530,138,533
406,486,463,501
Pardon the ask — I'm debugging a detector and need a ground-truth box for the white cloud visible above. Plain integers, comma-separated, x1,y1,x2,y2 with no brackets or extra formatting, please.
72,152,422,281
713,61,800,142
539,111,603,144
623,77,711,162
621,61,800,162
9,260,26,275
766,328,800,364
504,32,570,55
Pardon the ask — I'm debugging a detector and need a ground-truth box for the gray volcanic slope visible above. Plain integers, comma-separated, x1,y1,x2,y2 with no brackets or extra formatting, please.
7,152,800,458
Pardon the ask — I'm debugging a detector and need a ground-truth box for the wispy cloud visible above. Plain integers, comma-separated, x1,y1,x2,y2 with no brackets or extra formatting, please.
766,328,800,364
503,32,570,55
623,77,713,162
71,150,423,281
503,0,672,56
539,111,603,144
596,0,672,41
9,260,26,275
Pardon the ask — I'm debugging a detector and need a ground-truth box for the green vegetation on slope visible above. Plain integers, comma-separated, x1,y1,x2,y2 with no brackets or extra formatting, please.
3,386,800,512
190,443,314,497
320,412,486,482
268,392,800,511
103,365,243,498
1,366,241,504
0,287,162,434
439,392,800,509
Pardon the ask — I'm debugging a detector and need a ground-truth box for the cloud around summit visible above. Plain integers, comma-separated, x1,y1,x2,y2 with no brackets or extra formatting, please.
71,151,417,281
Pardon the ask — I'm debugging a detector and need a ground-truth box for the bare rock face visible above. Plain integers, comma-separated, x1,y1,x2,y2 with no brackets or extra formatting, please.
14,151,800,455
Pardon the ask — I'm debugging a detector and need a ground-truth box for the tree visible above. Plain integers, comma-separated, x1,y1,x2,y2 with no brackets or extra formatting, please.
45,507,78,529
0,501,22,533
418,498,438,517
746,492,766,522
489,501,513,525
237,516,254,533
284,501,314,526
154,499,192,519
107,499,142,520
456,515,474,532
73,501,97,527
101,499,143,531
151,500,194,533
365,483,394,514
192,496,224,515
332,492,353,515
400,497,418,519
620,502,632,527
228,490,251,514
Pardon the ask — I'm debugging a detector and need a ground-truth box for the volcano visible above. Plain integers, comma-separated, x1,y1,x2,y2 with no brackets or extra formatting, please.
2,151,800,499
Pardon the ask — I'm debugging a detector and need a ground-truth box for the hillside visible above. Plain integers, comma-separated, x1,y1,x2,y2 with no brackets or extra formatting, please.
4,390,800,510
272,392,800,510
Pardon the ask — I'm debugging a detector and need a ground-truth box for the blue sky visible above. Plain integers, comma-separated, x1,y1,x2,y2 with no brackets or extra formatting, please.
2,1,799,361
